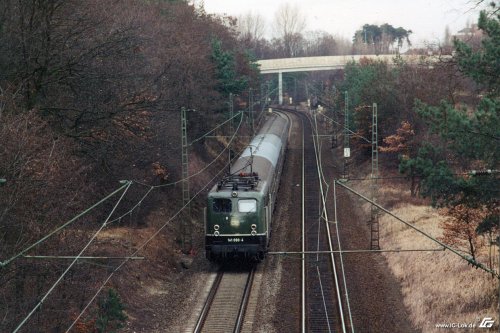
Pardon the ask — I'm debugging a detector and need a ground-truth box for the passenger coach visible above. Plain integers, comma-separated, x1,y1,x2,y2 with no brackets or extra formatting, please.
205,112,289,261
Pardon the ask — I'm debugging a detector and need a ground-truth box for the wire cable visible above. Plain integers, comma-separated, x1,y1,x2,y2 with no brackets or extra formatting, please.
7,108,248,331
332,181,355,331
75,112,247,250
307,84,371,144
308,111,347,333
0,183,130,268
317,266,333,333
312,110,355,331
149,112,245,188
13,181,132,333
320,112,371,144
188,111,243,146
106,186,154,225
65,111,246,333
335,180,499,277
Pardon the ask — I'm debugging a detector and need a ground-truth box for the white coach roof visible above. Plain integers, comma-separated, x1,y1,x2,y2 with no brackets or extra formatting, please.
241,134,282,168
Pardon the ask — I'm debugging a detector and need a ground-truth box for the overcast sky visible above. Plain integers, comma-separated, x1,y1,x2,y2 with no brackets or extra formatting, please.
201,0,482,47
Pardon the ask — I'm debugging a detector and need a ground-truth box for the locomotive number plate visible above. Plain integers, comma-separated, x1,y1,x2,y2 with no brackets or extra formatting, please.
227,238,244,243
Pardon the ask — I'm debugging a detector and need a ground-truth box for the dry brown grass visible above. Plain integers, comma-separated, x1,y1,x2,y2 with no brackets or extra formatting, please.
352,178,498,332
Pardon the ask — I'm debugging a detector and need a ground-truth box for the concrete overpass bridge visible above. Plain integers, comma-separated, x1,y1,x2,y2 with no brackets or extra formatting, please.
257,54,437,104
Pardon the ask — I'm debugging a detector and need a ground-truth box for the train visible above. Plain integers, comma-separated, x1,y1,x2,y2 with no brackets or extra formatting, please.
205,111,290,261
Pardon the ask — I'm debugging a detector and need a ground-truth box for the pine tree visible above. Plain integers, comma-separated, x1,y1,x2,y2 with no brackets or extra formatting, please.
211,38,249,96
401,5,499,234
96,288,127,333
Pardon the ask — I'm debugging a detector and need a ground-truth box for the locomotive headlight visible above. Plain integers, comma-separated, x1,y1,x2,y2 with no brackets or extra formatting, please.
213,224,220,231
230,217,240,227
251,224,257,236
214,230,220,236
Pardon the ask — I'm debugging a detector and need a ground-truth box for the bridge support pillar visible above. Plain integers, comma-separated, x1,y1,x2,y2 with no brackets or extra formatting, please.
278,71,283,105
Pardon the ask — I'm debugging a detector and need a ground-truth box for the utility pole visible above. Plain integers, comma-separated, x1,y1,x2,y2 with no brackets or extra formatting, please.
249,88,254,135
278,71,283,105
305,83,309,104
229,93,234,137
180,107,191,252
228,93,234,173
370,103,380,250
293,77,297,105
342,91,350,180
259,83,266,105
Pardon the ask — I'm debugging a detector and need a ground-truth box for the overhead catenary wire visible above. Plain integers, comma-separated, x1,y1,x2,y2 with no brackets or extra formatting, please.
6,139,237,266
64,108,246,333
99,112,248,228
0,182,130,268
310,90,372,145
6,110,249,330
317,266,332,333
308,110,347,333
88,112,248,233
310,103,498,277
188,111,244,146
335,180,499,278
2,111,249,267
320,112,371,144
332,181,355,331
268,248,446,255
23,255,144,260
255,86,279,129
311,110,353,332
136,111,246,189
275,107,466,260
307,85,372,144
295,109,354,328
268,109,347,250
345,170,500,181
106,186,154,225
120,109,498,249
13,181,132,333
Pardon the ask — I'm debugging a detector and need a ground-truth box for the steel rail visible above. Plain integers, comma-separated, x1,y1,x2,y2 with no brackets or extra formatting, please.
193,270,224,333
301,114,306,333
234,268,255,332
309,110,347,333
279,108,345,333
194,268,255,333
267,106,349,332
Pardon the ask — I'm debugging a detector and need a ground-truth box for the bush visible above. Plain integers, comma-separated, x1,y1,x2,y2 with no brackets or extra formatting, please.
96,289,127,333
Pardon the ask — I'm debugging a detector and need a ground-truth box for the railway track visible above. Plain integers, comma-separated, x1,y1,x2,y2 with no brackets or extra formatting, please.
193,107,348,333
194,266,255,333
277,107,347,333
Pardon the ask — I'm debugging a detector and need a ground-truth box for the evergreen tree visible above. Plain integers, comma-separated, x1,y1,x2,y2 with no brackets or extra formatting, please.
96,288,127,333
339,59,400,143
353,23,412,54
211,38,249,96
402,5,499,233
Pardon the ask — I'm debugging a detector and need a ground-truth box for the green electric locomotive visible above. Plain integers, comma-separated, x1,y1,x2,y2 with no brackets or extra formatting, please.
205,112,290,261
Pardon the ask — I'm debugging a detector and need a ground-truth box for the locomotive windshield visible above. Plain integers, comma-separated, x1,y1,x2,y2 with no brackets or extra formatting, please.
238,199,257,213
212,198,232,213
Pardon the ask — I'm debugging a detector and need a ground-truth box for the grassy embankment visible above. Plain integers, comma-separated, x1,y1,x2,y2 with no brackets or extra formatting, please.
352,171,497,332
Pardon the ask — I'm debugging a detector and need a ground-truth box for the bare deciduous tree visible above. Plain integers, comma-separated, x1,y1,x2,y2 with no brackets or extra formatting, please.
0,1,259,331
273,3,307,57
237,11,266,43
